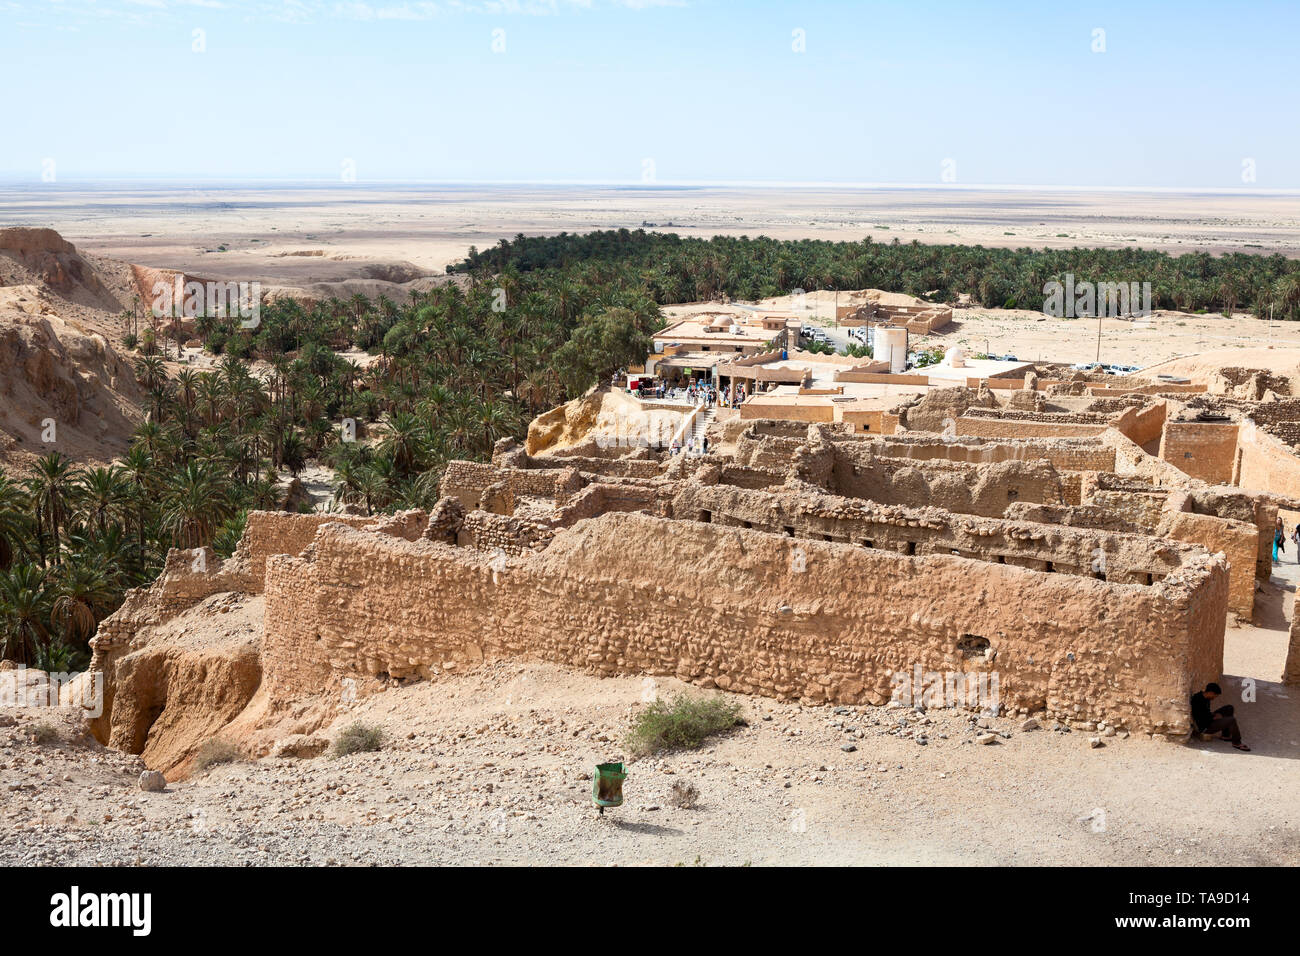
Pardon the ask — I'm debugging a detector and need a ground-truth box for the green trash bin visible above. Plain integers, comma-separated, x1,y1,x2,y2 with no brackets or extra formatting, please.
593,762,626,812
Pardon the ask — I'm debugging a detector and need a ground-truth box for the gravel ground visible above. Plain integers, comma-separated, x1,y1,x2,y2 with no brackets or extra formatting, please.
2,643,1297,867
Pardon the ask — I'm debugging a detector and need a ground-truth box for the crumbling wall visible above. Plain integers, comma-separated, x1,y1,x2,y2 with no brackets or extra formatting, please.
1112,401,1167,447
1159,420,1239,484
1234,420,1300,500
872,434,1117,473
233,511,377,582
669,482,1202,586
260,514,1226,734
459,510,555,556
896,386,996,433
1156,512,1257,620
438,460,498,510
956,417,1109,440
829,445,1066,518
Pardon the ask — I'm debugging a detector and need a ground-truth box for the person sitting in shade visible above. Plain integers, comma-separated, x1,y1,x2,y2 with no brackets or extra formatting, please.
1190,682,1250,752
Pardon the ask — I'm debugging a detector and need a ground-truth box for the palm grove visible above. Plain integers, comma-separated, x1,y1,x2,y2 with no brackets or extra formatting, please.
6,228,1300,668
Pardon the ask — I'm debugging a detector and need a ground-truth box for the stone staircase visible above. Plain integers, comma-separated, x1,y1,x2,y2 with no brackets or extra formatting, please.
688,407,715,453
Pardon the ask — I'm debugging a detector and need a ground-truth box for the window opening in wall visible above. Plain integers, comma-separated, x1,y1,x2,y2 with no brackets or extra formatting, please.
905,541,916,556
997,554,1006,563
863,539,874,548
1144,572,1154,585
784,526,796,537
1045,561,1056,572
823,534,833,542
742,521,753,529
698,510,712,523
1093,570,1106,581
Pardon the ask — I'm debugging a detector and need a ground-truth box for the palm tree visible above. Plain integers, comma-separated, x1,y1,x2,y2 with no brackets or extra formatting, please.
0,563,53,665
355,466,391,517
77,466,129,538
52,560,112,655
379,411,426,477
0,471,28,570
26,453,76,567
160,462,234,550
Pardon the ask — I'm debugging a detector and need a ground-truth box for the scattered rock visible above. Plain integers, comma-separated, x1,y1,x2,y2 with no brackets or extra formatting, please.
138,770,166,792
272,734,330,759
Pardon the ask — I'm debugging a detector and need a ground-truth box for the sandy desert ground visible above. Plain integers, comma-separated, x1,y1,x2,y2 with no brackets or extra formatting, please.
1,558,1295,868
3,183,1300,285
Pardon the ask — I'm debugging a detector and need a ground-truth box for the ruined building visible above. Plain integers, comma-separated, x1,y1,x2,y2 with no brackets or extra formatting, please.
81,366,1300,775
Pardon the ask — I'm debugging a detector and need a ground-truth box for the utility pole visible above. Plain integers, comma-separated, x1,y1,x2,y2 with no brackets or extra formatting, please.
1095,312,1102,367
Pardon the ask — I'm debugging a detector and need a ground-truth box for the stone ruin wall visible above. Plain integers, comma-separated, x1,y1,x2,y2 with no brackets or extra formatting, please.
826,446,1067,518
1159,420,1240,485
91,511,379,669
669,482,1200,585
865,433,1119,473
259,511,1227,735
1005,499,1257,619
956,417,1109,441
961,408,1114,426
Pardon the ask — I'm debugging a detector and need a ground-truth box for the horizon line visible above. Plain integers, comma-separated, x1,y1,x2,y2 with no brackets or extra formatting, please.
1,178,1298,196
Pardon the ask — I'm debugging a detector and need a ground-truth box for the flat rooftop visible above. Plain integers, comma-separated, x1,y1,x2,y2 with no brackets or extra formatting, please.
653,317,776,348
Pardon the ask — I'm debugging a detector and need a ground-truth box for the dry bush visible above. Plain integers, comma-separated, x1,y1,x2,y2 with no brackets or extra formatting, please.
669,780,699,809
192,738,242,772
29,722,61,745
331,722,384,758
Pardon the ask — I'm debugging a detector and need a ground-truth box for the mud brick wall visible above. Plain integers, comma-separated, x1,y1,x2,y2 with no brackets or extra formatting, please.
261,513,1226,734
1112,401,1167,447
1159,512,1257,619
735,430,808,470
1005,502,1144,535
458,510,555,555
718,465,787,490
1058,472,1084,506
1241,399,1300,426
872,435,1118,473
962,408,1113,426
550,481,664,526
539,455,663,479
829,446,1065,518
235,511,376,583
669,482,1205,586
439,461,498,509
1159,421,1239,484
1234,421,1300,502
1086,490,1168,530
1285,614,1300,686
956,417,1109,440
1263,421,1300,448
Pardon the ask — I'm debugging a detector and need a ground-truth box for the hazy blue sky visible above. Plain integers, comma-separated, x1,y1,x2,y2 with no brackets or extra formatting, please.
1,0,1296,187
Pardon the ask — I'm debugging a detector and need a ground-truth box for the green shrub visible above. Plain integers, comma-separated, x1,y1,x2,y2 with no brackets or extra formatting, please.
331,722,384,757
625,693,743,758
192,737,242,772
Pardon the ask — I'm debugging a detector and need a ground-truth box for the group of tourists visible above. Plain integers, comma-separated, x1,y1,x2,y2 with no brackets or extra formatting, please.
681,381,747,408
668,433,710,457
